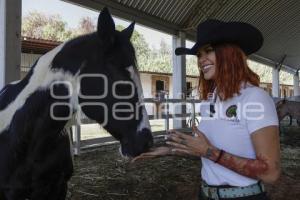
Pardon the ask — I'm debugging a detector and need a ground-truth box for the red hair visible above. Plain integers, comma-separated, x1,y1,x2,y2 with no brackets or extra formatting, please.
199,43,260,101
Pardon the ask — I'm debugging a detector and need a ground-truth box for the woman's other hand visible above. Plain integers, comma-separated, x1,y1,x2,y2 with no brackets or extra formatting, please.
165,126,213,158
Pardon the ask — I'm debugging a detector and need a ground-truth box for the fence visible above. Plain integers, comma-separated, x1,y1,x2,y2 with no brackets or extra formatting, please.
70,98,202,155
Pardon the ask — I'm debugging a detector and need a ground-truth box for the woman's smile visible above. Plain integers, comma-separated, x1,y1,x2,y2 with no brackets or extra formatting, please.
201,64,214,73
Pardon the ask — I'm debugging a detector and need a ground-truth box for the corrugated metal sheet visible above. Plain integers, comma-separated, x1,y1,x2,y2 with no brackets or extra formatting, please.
65,0,300,71
113,0,198,26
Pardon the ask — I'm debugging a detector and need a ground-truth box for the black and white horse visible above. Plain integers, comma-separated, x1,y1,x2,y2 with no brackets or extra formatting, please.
0,8,153,200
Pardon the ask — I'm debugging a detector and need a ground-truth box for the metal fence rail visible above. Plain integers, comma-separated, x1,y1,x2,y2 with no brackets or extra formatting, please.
71,98,202,155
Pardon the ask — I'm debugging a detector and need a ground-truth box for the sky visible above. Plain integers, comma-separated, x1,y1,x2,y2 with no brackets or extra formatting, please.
22,0,194,49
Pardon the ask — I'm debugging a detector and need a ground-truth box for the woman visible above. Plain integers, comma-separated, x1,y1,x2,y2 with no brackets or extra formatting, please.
133,19,280,200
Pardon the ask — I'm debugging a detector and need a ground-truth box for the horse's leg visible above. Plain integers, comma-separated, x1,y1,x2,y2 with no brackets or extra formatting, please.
30,160,72,200
279,126,283,137
4,165,32,200
30,129,73,200
289,115,293,126
30,174,68,200
0,189,7,200
4,190,28,200
2,186,29,200
30,162,72,200
290,112,300,126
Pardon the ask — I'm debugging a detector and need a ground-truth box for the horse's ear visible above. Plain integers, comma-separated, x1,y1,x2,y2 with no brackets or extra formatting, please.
121,21,135,39
97,7,115,42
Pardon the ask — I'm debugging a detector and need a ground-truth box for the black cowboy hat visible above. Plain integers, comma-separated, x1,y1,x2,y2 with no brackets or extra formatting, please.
175,19,263,56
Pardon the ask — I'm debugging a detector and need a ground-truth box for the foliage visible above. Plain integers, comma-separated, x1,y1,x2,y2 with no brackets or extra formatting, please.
140,40,171,73
116,25,151,71
138,39,199,76
248,60,293,85
22,11,73,41
74,16,96,36
186,55,199,76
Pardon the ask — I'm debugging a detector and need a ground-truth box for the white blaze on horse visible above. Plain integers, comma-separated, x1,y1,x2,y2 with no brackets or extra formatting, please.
0,8,153,200
275,97,300,126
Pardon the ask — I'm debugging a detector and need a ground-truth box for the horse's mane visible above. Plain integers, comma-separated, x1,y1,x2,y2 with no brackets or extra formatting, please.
50,31,138,75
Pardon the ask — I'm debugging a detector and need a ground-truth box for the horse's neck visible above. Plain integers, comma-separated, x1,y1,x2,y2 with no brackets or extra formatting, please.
27,43,81,127
288,101,300,118
0,44,80,133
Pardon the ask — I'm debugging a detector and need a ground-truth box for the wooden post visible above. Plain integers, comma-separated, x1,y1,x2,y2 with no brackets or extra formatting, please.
272,67,280,97
0,0,21,89
172,32,186,129
293,71,300,96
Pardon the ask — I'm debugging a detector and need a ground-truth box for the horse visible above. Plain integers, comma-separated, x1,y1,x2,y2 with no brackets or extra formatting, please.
276,98,300,126
0,8,153,200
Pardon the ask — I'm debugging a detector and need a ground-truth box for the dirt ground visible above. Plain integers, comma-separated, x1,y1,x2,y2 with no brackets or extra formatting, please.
67,123,300,200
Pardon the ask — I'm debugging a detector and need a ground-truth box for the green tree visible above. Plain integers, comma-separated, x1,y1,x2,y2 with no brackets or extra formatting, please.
159,39,171,55
186,55,199,76
143,39,199,76
145,39,172,72
22,13,152,68
248,60,293,85
74,16,96,36
116,25,151,71
22,11,73,41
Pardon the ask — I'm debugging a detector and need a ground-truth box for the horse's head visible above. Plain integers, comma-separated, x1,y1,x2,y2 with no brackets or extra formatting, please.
276,99,289,121
80,8,153,157
52,8,153,157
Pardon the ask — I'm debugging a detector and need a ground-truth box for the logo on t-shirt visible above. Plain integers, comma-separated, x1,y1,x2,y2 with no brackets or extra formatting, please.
224,104,240,123
226,105,237,118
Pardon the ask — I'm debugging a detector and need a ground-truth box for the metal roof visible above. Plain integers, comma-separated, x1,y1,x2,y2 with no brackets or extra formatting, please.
63,0,300,73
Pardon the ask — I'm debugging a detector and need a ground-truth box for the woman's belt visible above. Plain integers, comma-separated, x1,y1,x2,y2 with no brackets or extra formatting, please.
201,181,265,199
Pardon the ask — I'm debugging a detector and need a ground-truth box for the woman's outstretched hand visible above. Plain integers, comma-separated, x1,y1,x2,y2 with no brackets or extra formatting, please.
131,146,172,162
132,126,214,162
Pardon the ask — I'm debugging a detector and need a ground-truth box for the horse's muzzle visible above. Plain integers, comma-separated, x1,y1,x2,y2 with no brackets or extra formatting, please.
119,128,153,158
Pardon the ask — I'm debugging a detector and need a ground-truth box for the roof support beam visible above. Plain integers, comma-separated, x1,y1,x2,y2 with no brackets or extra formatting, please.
294,70,300,96
277,54,287,72
271,55,288,98
0,0,21,89
172,32,186,129
249,54,296,74
272,67,280,97
0,0,5,89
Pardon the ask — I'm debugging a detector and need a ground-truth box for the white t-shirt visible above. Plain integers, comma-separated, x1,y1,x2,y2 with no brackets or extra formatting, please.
198,84,278,186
